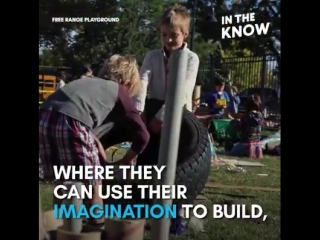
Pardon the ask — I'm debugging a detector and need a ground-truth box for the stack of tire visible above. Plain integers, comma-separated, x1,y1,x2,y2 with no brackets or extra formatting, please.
94,99,212,212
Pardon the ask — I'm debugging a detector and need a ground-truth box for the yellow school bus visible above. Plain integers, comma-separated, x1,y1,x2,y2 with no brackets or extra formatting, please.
39,66,71,104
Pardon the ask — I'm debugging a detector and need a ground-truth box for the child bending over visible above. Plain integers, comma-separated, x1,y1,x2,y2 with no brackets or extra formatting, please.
39,55,150,227
230,94,263,158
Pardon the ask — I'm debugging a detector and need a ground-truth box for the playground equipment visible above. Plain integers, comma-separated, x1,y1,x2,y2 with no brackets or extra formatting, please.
136,99,211,203
211,119,240,143
40,50,211,240
96,51,211,239
151,50,206,239
93,51,211,238
210,119,241,151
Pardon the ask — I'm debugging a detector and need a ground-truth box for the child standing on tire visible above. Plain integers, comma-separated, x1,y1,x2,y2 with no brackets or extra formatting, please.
133,4,199,134
230,94,263,158
132,4,199,235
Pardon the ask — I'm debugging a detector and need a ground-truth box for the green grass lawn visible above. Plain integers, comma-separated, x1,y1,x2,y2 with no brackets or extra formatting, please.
196,157,280,240
40,149,280,240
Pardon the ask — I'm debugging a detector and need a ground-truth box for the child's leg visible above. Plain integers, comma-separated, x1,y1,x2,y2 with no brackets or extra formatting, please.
255,143,263,158
40,110,68,208
249,145,255,158
39,110,61,181
51,112,105,225
249,143,263,158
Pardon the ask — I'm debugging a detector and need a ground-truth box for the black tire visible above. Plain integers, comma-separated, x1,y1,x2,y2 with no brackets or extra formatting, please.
171,110,212,203
93,99,212,206
136,111,212,203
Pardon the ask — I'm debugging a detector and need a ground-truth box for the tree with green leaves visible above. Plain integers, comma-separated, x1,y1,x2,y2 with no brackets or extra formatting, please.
39,0,280,86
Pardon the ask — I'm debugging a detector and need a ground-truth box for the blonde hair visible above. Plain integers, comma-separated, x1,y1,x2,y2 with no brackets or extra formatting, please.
160,4,191,32
98,54,140,96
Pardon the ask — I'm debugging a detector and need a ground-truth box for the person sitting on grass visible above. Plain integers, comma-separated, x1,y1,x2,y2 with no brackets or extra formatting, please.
39,54,150,228
229,94,263,158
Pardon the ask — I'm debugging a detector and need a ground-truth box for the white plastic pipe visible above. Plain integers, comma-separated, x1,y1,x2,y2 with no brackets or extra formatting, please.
39,191,50,240
62,181,83,234
150,49,189,240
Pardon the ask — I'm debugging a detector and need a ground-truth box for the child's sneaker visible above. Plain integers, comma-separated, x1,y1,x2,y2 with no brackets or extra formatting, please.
169,218,188,236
